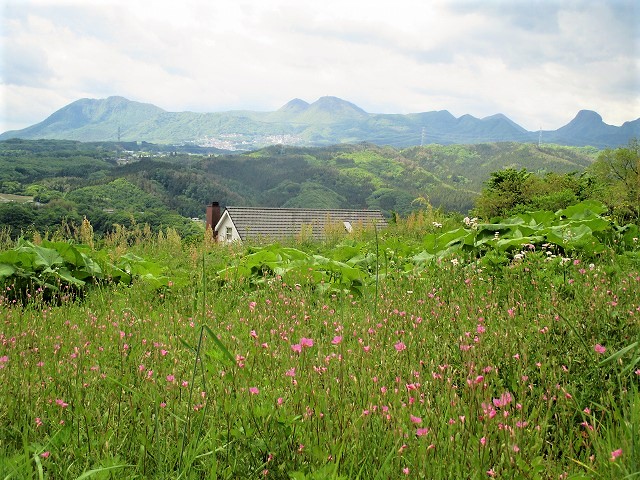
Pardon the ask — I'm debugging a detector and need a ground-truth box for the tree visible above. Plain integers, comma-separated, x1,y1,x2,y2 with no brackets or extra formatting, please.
0,204,36,238
474,169,596,220
589,139,639,221
475,168,531,219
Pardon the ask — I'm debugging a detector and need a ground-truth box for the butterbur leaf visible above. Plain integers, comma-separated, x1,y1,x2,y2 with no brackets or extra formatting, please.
0,263,16,279
31,244,64,269
557,200,608,219
54,268,86,287
412,251,435,264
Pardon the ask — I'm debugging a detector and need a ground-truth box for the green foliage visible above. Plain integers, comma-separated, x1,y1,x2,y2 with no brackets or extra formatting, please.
0,138,605,242
213,201,638,300
217,243,370,296
588,139,639,222
66,178,165,211
0,239,169,303
475,142,639,222
282,183,347,209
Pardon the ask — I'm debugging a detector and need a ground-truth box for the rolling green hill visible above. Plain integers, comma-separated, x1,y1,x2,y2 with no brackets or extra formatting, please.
0,139,601,240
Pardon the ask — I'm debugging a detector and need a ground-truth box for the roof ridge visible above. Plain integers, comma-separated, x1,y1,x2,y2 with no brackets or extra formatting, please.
227,206,383,212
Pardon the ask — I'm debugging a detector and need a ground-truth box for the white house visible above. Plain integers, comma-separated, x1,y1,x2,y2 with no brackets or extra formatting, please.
205,202,387,242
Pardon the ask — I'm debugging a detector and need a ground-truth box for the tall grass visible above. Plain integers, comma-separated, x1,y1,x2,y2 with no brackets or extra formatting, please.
0,232,638,479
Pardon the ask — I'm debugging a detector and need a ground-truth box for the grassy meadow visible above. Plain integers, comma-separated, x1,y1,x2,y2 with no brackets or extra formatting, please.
0,217,639,479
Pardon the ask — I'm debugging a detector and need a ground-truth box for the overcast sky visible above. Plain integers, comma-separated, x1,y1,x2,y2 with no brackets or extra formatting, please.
1,0,638,134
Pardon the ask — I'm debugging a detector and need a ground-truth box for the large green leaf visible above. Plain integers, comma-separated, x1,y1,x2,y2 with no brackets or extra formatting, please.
0,263,16,279
495,236,545,251
526,210,555,225
53,268,86,287
30,244,64,269
412,251,435,264
557,200,607,219
435,228,471,250
42,240,83,267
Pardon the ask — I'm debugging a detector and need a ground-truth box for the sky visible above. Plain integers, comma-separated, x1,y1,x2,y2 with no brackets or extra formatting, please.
1,0,639,134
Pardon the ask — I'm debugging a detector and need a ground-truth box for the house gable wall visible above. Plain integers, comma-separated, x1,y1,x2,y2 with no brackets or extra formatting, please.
214,211,242,242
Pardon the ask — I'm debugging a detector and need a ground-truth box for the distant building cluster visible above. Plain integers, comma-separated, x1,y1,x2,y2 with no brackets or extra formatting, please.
193,133,305,151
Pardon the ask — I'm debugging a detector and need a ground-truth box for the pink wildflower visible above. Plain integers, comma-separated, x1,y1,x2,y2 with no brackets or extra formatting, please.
55,399,68,408
402,467,410,475
394,341,407,351
610,448,623,461
249,386,260,395
594,344,606,354
40,451,50,459
416,427,429,436
493,391,513,408
410,414,422,424
331,336,342,345
291,344,302,353
300,337,314,347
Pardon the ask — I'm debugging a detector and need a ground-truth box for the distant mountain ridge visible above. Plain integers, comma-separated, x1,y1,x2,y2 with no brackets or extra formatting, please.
2,96,638,149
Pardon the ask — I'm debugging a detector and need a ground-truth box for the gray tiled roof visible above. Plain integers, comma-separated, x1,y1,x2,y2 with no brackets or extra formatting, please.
226,207,387,241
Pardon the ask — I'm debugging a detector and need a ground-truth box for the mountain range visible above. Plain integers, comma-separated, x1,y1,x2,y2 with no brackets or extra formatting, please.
2,96,638,149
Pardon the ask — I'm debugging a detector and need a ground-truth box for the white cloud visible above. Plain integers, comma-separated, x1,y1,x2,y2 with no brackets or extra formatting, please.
1,0,638,134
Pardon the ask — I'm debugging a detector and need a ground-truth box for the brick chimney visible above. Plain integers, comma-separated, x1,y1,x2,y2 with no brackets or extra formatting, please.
205,202,222,238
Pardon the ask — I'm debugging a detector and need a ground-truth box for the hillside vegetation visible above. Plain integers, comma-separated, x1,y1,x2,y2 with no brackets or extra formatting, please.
0,139,602,239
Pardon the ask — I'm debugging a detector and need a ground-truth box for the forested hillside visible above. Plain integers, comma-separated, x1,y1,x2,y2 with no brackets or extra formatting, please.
0,138,604,238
